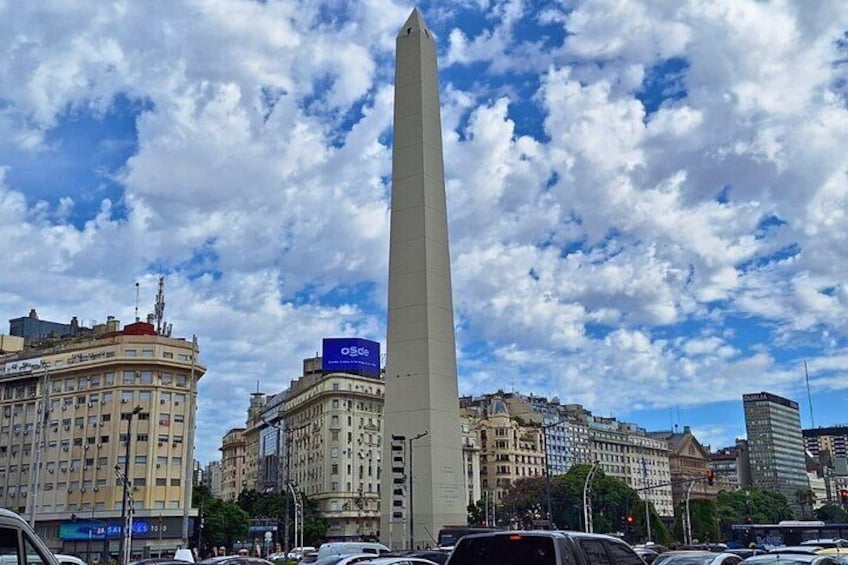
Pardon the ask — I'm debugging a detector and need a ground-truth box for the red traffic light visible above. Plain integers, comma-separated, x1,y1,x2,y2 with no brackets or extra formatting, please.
626,515,634,525
706,469,715,486
840,489,848,503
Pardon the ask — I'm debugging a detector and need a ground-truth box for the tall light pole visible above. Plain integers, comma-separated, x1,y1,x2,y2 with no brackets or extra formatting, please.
408,431,429,551
29,360,50,527
684,479,696,545
582,461,600,533
119,405,143,565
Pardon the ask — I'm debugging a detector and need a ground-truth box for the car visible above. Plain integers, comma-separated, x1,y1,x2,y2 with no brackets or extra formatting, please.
287,547,318,560
804,542,848,550
652,550,742,565
770,547,824,555
737,552,841,565
635,548,661,564
315,543,391,562
54,555,87,565
356,558,438,565
0,508,60,565
444,529,645,565
816,549,848,564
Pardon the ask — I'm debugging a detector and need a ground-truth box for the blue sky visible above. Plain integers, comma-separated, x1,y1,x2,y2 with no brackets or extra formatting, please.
1,0,847,463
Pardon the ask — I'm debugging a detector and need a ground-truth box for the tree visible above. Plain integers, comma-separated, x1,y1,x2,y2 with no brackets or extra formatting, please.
200,497,250,549
630,499,672,545
673,499,720,543
715,489,794,531
795,489,816,520
814,503,848,523
467,500,486,526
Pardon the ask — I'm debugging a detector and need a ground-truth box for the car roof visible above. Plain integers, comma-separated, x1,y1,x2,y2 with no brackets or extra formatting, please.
743,555,828,563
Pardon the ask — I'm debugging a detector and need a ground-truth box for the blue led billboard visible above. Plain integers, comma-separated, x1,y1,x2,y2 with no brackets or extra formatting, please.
322,338,380,378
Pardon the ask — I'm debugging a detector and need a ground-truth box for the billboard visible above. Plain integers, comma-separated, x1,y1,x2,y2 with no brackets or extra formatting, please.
322,338,380,378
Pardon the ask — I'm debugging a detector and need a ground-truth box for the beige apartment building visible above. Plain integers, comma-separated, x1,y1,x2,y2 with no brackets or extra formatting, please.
220,428,246,502
462,396,545,505
284,356,384,540
0,315,204,559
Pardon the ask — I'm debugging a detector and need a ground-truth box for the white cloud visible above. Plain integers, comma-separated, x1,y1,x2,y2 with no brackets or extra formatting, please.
2,0,848,463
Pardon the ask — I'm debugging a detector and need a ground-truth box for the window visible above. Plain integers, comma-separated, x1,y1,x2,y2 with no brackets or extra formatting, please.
170,478,181,486
121,391,133,403
122,371,137,384
176,374,187,386
580,540,611,565
139,391,151,402
104,373,115,385
24,534,51,565
134,478,146,486
163,352,174,359
161,373,173,385
157,457,167,466
142,350,155,358
125,349,137,357
156,478,167,486
604,542,643,565
135,455,147,464
171,457,182,466
174,414,185,424
139,371,153,384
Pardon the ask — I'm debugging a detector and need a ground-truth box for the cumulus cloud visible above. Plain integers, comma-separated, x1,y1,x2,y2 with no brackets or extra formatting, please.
2,0,848,460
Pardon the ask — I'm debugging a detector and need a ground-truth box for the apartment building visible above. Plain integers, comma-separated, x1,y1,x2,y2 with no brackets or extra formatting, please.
203,461,223,499
284,347,384,540
649,426,720,508
0,313,204,558
220,428,246,502
461,395,545,505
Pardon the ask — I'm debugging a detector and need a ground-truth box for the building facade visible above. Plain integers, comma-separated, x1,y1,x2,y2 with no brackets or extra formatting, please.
203,461,223,499
743,392,809,509
649,427,720,510
285,355,384,541
0,315,204,559
803,426,848,465
220,428,246,502
711,439,752,491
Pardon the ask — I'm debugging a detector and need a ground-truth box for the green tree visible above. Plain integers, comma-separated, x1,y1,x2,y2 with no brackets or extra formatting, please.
715,489,794,531
814,503,848,523
467,500,486,526
200,497,250,549
630,500,672,545
302,495,328,546
673,499,720,543
795,489,816,520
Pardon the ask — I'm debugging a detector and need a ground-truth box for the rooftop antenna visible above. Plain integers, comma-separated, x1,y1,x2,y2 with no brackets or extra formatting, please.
154,276,166,335
804,361,815,428
134,282,140,322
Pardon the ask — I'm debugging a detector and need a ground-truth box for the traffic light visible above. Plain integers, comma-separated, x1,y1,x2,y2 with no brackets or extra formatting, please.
706,469,715,486
840,489,848,506
626,515,635,525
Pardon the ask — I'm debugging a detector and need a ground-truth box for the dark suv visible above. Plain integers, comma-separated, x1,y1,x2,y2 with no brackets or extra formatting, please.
445,530,645,565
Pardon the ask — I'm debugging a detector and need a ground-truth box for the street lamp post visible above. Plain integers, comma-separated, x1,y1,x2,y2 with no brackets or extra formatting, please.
408,431,429,551
684,479,696,545
119,405,143,565
582,461,600,533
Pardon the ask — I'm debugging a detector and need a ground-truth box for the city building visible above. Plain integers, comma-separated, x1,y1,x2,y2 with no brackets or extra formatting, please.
743,392,809,510
0,311,204,559
255,391,287,495
284,340,384,541
203,461,223,499
380,8,467,549
803,426,848,466
220,428,246,502
710,439,752,490
460,395,545,507
459,414,481,508
649,426,720,509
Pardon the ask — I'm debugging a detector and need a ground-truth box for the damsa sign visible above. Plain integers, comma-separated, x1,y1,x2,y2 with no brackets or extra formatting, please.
322,338,380,377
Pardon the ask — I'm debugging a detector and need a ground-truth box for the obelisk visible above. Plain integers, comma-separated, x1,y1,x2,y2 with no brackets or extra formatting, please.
380,8,466,550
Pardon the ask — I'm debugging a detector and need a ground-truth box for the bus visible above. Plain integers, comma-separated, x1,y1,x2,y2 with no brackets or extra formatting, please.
728,521,848,548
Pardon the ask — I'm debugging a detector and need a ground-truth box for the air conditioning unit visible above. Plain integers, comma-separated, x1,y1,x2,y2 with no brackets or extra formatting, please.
85,444,90,450
83,466,88,470
49,469,54,474
64,425,70,431
97,443,102,448
21,492,27,497
160,399,165,404
62,405,67,411
74,403,79,409
67,488,73,493
63,447,69,452
158,442,163,447
175,401,181,405
156,463,161,468
99,422,104,427
121,399,128,404
101,400,106,405
87,403,93,408
93,487,99,492
61,468,67,473
23,430,29,436
80,487,86,493
70,467,76,472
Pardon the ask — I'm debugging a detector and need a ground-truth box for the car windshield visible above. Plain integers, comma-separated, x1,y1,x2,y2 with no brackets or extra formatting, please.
449,535,557,565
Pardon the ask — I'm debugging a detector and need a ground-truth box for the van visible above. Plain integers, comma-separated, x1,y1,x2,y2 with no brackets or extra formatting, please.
0,508,60,565
315,542,391,561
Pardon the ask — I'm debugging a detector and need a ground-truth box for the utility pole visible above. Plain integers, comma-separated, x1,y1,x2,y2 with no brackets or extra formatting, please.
182,335,198,549
119,405,143,565
684,479,696,545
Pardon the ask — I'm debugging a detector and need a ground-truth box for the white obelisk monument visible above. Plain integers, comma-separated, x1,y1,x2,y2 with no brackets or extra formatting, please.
380,8,466,550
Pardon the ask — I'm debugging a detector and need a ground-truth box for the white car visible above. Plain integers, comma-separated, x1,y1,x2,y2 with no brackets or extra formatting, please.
287,547,317,560
54,556,87,565
354,558,438,565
